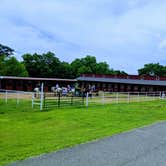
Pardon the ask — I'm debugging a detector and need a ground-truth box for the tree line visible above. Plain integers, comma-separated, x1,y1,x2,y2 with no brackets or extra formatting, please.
0,43,166,78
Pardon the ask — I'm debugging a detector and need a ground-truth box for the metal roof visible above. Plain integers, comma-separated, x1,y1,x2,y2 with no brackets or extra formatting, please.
77,77,166,86
0,76,77,82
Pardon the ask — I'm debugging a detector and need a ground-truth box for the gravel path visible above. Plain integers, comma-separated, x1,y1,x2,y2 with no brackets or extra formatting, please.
8,121,166,166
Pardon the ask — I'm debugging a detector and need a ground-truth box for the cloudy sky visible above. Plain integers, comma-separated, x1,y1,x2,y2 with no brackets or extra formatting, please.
1,0,166,74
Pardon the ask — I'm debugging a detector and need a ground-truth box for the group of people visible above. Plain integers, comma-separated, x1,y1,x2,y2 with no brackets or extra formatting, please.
52,83,97,97
34,83,97,97
80,84,97,97
51,83,75,96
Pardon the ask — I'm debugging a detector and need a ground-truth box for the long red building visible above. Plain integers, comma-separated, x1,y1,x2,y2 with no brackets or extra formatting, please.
1,74,166,92
0,76,76,92
77,74,166,92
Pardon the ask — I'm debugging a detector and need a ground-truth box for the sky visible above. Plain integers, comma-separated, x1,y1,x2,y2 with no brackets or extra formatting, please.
1,0,166,74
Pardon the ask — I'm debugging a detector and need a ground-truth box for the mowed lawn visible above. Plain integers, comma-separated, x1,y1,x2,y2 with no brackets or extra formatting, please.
1,100,166,166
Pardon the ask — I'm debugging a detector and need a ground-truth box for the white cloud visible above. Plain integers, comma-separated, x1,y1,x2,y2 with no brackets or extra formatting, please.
0,0,166,73
159,39,166,49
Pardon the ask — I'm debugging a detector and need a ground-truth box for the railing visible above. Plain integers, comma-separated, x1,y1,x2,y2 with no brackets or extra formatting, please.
85,91,165,106
0,89,32,104
43,93,84,108
0,89,165,110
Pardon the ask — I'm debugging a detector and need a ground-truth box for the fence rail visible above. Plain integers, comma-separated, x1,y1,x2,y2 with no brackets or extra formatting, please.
86,91,163,106
43,93,84,109
0,89,165,110
0,89,33,104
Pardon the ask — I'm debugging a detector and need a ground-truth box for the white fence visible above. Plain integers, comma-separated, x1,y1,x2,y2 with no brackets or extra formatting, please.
0,89,165,110
85,91,165,107
0,89,33,104
34,91,166,110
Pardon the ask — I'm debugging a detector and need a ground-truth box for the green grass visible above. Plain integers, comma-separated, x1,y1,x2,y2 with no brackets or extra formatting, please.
1,99,166,165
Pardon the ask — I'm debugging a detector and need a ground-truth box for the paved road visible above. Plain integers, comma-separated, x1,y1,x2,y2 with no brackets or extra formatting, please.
8,121,166,166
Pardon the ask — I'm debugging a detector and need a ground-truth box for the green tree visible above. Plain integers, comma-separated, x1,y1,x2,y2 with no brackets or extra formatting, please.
0,44,14,57
58,62,73,78
71,58,83,77
22,52,128,78
82,55,97,73
138,63,166,76
71,55,98,77
0,56,28,76
71,55,128,77
77,66,92,75
22,52,62,78
96,62,110,74
113,70,128,75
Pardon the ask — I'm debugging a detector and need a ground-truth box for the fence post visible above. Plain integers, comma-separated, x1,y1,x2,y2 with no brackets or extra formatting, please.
86,92,89,107
5,91,8,104
153,92,155,100
58,93,60,107
40,83,44,111
82,94,85,106
137,92,140,102
116,92,119,104
146,92,148,101
159,91,161,99
71,95,73,105
32,93,34,109
43,93,46,108
128,92,130,103
162,91,165,100
102,91,105,105
17,93,20,105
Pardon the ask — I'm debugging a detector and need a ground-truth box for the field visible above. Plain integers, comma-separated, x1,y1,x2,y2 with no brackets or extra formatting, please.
1,99,166,166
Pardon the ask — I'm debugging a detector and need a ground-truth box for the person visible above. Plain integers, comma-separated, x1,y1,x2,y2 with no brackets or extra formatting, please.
92,85,96,91
162,92,165,99
34,86,40,98
75,83,80,96
62,87,67,96
88,84,91,91
89,90,92,98
67,84,71,92
55,83,59,89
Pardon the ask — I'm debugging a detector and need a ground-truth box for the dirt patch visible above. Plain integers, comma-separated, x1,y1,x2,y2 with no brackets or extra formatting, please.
0,93,32,99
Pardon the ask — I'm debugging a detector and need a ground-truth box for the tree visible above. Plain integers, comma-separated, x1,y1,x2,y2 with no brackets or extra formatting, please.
58,62,73,78
138,63,166,76
113,70,128,75
22,52,128,78
71,58,83,77
71,55,98,77
96,62,110,74
0,56,28,76
71,55,128,77
22,52,62,78
82,55,97,73
0,43,14,57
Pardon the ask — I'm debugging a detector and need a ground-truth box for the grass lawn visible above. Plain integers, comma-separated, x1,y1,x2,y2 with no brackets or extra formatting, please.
1,99,166,165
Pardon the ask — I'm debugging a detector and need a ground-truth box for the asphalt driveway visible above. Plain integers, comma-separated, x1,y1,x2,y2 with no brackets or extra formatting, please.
8,121,166,166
